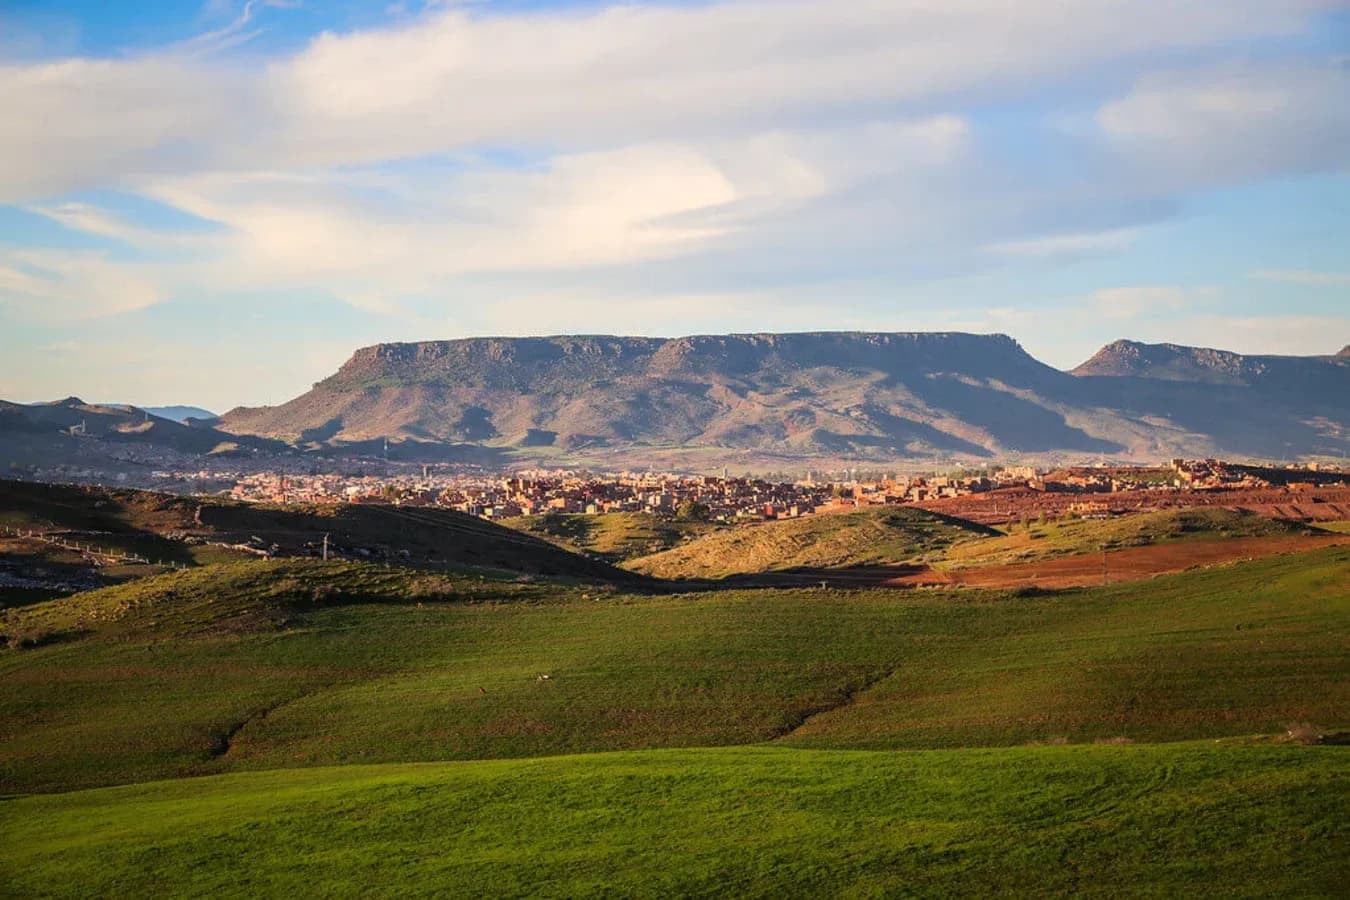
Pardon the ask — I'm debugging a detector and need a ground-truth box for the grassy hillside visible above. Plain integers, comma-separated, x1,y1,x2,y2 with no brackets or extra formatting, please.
5,743,1347,898
0,479,634,585
626,507,994,580
3,548,1345,794
499,511,720,562
940,506,1315,570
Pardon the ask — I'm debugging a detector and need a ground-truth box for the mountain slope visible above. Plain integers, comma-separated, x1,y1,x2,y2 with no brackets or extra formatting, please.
0,397,281,459
216,332,1350,461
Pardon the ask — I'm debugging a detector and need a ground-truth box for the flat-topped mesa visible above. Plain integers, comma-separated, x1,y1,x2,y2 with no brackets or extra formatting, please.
330,332,1038,387
213,331,1349,461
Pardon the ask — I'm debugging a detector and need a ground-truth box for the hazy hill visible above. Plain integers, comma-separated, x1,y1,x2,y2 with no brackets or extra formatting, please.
141,405,217,424
0,397,281,460
219,332,1350,462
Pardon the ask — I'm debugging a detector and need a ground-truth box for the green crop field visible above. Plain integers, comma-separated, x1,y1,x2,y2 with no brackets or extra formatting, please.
4,743,1346,897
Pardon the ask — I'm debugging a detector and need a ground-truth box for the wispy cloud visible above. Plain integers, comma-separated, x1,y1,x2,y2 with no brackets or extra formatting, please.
987,228,1141,260
1250,269,1350,286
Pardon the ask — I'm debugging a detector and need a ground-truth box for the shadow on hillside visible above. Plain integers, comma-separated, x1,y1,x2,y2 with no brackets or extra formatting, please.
908,377,1123,453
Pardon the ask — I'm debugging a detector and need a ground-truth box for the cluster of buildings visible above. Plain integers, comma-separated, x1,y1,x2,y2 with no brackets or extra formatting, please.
223,466,1056,522
16,453,1345,526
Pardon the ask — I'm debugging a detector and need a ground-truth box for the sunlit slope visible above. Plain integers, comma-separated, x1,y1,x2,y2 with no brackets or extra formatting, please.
625,507,994,579
499,511,719,562
4,548,1346,794
5,744,1347,898
940,506,1320,570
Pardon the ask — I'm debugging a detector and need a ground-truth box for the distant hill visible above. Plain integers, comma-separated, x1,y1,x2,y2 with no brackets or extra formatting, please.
218,333,1350,462
0,397,281,461
141,405,217,424
0,479,639,586
1072,339,1348,389
625,507,995,580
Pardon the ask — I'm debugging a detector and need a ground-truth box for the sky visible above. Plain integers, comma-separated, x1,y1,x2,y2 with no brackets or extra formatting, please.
1,0,1348,411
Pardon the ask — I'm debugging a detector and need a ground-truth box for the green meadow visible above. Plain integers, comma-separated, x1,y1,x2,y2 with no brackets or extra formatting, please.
2,540,1347,895
4,744,1346,897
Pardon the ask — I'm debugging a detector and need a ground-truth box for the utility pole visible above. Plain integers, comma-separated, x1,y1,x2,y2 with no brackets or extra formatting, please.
322,533,329,561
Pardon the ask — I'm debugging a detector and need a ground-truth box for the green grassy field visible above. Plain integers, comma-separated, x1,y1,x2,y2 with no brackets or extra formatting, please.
4,743,1346,897
499,511,720,562
626,507,995,579
939,507,1315,570
3,548,1346,795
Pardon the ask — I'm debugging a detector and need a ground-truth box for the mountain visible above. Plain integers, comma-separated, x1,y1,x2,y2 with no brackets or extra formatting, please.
216,332,1349,462
1072,339,1348,389
0,397,285,463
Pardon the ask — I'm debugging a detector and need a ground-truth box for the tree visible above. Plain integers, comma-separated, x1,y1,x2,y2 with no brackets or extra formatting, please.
676,500,711,522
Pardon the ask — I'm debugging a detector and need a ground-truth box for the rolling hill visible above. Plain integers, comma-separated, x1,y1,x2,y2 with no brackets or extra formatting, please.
500,511,721,563
0,397,285,467
625,507,995,580
0,479,637,587
4,548,1345,794
937,507,1320,570
216,332,1350,462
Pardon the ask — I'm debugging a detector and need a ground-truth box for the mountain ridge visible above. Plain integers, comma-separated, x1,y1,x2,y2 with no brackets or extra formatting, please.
215,332,1350,462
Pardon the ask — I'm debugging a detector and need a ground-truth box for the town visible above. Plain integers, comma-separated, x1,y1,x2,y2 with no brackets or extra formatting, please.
210,458,1346,524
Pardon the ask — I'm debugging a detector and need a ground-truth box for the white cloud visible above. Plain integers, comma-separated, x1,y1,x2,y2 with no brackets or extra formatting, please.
1097,61,1350,186
987,228,1140,260
1091,285,1217,321
0,249,163,318
0,0,1324,202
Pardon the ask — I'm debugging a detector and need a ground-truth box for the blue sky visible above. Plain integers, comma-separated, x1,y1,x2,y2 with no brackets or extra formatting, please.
1,0,1347,410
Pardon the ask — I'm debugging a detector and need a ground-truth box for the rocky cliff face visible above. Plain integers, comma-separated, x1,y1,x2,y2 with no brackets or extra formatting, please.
218,332,1350,461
